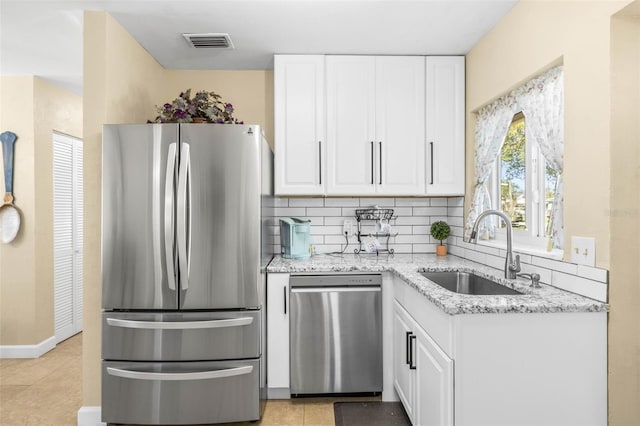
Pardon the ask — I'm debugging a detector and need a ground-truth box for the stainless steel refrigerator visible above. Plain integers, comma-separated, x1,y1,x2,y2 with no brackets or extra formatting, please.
101,123,272,425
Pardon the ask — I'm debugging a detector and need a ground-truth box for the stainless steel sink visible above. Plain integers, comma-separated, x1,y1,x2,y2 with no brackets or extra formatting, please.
419,271,523,295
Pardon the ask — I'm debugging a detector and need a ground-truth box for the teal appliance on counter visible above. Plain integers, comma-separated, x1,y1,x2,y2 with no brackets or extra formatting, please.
280,217,311,259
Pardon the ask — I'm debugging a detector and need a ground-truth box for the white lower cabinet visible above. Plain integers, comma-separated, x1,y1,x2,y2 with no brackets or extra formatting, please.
393,276,607,426
394,300,453,426
266,273,290,398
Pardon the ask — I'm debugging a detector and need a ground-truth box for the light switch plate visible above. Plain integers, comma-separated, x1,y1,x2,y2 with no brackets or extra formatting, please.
571,236,595,267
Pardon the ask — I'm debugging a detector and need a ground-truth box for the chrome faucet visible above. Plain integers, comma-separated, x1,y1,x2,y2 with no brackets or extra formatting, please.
469,210,521,279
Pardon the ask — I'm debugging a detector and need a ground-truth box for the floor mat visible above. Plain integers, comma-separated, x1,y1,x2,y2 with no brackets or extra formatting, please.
334,401,411,426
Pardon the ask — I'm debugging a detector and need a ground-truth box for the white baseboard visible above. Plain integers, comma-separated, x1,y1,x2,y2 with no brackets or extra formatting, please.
77,406,104,426
0,336,56,358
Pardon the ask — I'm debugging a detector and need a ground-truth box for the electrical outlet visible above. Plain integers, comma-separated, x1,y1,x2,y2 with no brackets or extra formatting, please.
343,220,353,236
571,236,595,267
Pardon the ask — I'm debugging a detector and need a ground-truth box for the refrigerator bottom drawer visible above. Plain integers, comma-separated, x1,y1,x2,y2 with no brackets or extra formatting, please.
102,359,260,425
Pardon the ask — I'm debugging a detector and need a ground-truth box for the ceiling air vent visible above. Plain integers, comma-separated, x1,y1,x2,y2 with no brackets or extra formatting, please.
182,33,234,49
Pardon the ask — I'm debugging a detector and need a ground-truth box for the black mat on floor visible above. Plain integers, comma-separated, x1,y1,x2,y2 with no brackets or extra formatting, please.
334,401,411,426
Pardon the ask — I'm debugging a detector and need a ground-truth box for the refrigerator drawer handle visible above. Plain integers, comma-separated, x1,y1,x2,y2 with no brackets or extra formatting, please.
106,365,253,381
106,317,254,330
291,286,381,293
164,142,177,291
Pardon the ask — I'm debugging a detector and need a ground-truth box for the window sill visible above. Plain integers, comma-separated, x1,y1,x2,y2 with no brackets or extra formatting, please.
474,238,564,261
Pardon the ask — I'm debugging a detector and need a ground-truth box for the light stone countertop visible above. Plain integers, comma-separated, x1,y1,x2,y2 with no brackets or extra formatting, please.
267,253,608,315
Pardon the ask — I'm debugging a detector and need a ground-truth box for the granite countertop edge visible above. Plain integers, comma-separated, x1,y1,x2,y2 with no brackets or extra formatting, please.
266,254,608,316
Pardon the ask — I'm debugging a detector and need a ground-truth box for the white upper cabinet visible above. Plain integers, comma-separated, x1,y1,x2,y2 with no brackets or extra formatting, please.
274,55,325,195
326,56,377,195
426,56,465,196
274,54,465,196
375,57,426,195
326,56,426,195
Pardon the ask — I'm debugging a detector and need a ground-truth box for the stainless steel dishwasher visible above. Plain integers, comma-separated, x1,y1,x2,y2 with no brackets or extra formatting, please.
289,274,382,395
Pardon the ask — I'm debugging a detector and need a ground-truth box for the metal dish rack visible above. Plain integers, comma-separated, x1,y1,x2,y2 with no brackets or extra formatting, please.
354,207,398,255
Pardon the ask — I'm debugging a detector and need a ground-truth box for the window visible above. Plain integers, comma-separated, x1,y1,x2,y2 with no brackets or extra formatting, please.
486,112,559,249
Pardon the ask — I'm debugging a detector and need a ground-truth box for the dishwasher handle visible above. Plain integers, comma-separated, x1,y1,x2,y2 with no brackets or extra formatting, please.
290,286,381,293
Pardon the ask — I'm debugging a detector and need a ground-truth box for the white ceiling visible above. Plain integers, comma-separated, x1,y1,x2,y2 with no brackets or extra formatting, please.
0,0,517,95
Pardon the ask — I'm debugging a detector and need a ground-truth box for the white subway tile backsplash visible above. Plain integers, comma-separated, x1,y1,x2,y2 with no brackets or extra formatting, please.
413,207,448,216
395,216,431,226
430,198,448,206
341,208,359,217
413,243,436,253
315,244,344,254
391,207,413,217
324,216,350,226
310,225,343,235
448,216,464,227
484,253,506,270
324,198,360,207
447,206,464,217
395,234,429,244
532,256,579,275
577,265,608,283
395,198,431,206
449,245,465,257
448,197,464,207
289,198,324,207
551,271,608,302
412,225,430,235
464,249,486,264
359,198,394,207
273,207,306,217
272,197,290,207
390,244,413,253
267,196,609,302
324,235,350,244
306,207,342,216
450,226,464,237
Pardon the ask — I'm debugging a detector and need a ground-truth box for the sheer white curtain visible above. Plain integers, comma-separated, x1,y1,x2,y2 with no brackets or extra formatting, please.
464,95,517,240
464,66,564,249
518,67,564,249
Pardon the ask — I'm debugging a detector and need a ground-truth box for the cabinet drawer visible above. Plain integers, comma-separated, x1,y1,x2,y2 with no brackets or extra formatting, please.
102,311,260,361
102,359,260,425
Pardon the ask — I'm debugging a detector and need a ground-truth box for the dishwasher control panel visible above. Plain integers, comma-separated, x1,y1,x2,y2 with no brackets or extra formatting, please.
290,274,382,287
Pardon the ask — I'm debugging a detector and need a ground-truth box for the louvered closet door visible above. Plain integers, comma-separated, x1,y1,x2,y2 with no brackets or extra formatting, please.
53,133,83,343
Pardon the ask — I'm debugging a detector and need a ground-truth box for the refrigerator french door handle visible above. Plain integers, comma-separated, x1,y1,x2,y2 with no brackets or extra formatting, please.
106,317,254,329
164,143,177,291
177,142,191,290
106,365,253,381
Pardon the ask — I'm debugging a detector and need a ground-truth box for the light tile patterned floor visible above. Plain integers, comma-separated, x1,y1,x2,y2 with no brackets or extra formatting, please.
0,333,83,425
0,334,377,426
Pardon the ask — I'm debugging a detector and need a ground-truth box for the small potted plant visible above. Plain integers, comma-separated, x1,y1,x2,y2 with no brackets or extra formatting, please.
430,221,451,256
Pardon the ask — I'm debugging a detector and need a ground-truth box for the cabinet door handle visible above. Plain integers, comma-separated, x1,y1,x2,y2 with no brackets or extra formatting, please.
409,334,417,370
283,286,287,315
318,141,322,185
378,141,382,185
430,141,434,185
370,141,374,184
405,331,413,365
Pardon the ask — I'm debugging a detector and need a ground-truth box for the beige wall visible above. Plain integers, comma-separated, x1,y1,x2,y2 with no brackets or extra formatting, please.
163,70,274,146
82,12,275,406
0,76,81,345
83,11,167,405
465,0,634,269
465,1,639,424
609,4,640,425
